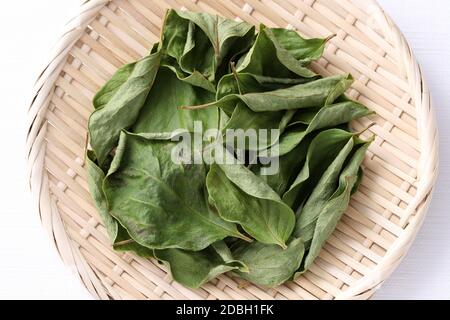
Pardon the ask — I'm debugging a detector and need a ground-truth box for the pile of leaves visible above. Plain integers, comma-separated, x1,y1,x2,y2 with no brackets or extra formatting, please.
87,9,374,288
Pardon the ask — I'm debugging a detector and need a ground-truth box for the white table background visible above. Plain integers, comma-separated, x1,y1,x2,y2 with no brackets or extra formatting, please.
0,0,448,300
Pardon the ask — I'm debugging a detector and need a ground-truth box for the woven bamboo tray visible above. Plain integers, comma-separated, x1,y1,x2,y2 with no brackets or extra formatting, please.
26,0,438,300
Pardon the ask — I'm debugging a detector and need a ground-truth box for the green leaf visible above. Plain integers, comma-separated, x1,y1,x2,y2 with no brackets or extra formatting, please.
352,167,364,195
287,108,321,126
214,29,256,80
132,67,218,133
176,10,255,71
162,10,255,81
86,151,153,257
217,72,311,101
179,20,256,81
216,72,310,150
103,132,247,251
86,150,120,242
275,100,372,156
282,129,355,208
161,10,190,61
88,51,161,165
217,74,359,153
293,136,356,245
154,241,247,288
223,102,295,151
185,74,354,114
92,62,136,110
252,134,314,196
269,28,329,65
161,55,216,92
206,149,295,248
237,26,318,78
231,237,305,287
218,108,230,131
179,21,216,79
300,138,373,271
237,74,353,112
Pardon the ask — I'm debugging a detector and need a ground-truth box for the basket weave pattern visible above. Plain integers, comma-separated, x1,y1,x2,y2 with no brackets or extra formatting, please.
26,0,438,300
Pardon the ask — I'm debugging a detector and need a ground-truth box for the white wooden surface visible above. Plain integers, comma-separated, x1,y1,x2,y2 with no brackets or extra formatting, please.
0,0,448,299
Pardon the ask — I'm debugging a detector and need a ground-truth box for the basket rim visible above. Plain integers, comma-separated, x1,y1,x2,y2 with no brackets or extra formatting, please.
26,0,439,300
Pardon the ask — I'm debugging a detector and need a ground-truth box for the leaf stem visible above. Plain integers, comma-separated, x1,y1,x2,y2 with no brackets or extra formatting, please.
214,14,220,58
113,239,135,247
325,34,337,43
279,242,288,250
237,233,254,243
355,122,376,136
179,101,217,110
84,131,89,155
237,280,251,289
230,62,243,95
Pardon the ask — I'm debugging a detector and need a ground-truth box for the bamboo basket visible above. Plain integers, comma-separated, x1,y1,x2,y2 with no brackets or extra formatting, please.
26,0,438,300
